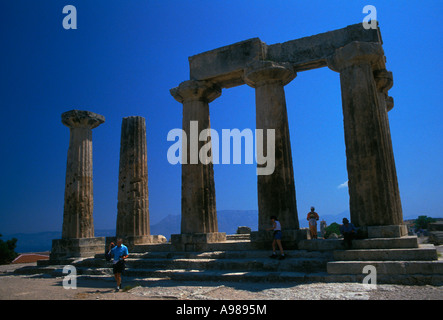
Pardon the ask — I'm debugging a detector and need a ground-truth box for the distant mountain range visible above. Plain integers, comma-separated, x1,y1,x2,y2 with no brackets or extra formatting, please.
4,209,430,254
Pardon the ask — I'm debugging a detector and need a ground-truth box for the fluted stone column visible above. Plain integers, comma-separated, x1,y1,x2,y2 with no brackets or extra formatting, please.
51,110,105,260
244,61,305,247
116,116,152,244
373,69,403,227
170,80,226,250
327,42,406,237
61,110,105,239
244,60,299,230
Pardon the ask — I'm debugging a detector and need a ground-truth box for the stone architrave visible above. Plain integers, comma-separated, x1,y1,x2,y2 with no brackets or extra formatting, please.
170,80,226,250
116,116,152,244
61,110,105,239
327,41,405,236
244,60,300,232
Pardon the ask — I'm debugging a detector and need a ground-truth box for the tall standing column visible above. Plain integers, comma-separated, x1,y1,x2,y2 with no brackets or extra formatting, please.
373,69,403,226
170,80,226,250
244,60,300,233
61,110,105,239
116,116,151,243
50,110,106,261
327,41,405,237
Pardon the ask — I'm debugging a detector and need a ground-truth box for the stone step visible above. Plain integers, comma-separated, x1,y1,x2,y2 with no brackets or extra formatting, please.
124,257,328,273
327,260,443,275
94,249,332,261
131,240,255,253
14,264,443,285
352,236,418,249
74,256,329,273
72,267,443,286
298,236,419,251
226,234,250,241
15,259,443,286
333,247,438,261
428,231,443,245
297,239,344,251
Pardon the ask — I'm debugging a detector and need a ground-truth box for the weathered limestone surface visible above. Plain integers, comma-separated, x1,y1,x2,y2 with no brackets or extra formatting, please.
189,38,266,88
61,110,105,239
327,41,404,231
116,116,151,243
50,237,105,260
170,80,220,235
373,69,403,224
50,110,105,261
189,23,381,88
244,60,299,232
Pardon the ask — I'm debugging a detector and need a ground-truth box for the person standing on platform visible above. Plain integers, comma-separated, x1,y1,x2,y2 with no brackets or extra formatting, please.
307,207,320,239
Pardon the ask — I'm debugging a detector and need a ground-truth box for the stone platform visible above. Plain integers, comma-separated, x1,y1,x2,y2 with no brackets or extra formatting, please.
49,237,105,261
15,235,443,286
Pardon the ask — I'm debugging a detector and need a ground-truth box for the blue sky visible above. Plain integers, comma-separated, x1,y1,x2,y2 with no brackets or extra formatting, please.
1,1,442,234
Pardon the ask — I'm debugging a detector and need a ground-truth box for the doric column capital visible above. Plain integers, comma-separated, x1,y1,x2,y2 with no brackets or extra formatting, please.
243,60,296,88
386,96,394,111
373,69,393,94
327,41,385,73
61,110,105,129
170,80,221,104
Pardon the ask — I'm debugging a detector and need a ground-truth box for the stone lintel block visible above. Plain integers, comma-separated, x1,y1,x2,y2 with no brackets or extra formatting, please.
189,38,266,88
188,23,382,87
62,110,105,129
367,224,408,238
50,237,105,260
267,23,381,71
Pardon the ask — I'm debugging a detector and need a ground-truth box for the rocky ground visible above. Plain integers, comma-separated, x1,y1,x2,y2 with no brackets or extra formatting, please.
0,262,442,300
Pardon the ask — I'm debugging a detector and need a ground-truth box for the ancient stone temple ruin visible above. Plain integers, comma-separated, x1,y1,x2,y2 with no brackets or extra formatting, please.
52,23,407,259
38,23,442,286
169,22,405,250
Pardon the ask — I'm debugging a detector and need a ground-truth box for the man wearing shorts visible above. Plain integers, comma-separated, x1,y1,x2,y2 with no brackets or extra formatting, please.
110,238,129,291
267,216,285,260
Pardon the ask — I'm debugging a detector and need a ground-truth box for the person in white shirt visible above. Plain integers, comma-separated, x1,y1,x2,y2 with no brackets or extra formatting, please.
267,216,285,260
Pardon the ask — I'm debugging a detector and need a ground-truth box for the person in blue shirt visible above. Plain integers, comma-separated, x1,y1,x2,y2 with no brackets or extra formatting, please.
339,218,357,249
108,238,129,291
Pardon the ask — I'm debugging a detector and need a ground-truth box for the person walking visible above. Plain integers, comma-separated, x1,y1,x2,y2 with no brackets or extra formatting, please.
267,216,285,260
307,207,319,239
109,238,129,291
